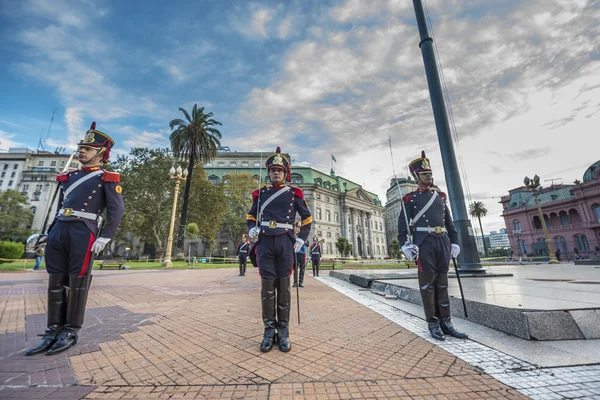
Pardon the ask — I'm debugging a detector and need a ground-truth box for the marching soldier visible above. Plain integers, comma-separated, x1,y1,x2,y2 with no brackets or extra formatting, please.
309,237,322,277
292,222,307,288
26,122,124,355
246,147,312,353
236,234,251,276
397,151,467,341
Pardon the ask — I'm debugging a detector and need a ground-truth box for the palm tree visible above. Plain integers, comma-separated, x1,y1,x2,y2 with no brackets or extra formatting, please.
469,201,488,257
169,104,222,252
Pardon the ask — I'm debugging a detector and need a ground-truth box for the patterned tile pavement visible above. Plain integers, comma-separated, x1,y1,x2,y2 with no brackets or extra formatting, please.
0,268,589,399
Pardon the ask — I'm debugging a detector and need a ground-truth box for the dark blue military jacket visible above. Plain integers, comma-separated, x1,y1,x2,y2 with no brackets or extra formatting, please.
236,241,250,257
55,166,124,239
246,183,312,242
397,188,458,246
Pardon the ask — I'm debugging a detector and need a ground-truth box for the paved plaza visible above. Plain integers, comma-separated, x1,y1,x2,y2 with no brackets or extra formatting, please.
0,267,597,399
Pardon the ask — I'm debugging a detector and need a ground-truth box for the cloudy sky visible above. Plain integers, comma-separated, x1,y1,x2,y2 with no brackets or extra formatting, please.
1,0,599,234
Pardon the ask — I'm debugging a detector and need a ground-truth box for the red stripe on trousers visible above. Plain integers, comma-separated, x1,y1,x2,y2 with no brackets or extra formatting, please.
416,257,423,273
79,233,96,277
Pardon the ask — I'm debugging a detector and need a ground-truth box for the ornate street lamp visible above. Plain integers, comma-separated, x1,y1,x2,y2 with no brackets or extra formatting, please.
523,175,559,264
162,165,188,267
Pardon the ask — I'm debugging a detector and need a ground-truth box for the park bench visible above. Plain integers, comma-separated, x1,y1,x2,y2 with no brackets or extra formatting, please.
99,260,127,270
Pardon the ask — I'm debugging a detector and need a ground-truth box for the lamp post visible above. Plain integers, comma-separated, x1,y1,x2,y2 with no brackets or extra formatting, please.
512,229,522,257
162,165,188,267
523,175,559,264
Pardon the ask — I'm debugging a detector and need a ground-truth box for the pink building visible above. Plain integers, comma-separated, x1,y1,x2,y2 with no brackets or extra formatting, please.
500,161,600,259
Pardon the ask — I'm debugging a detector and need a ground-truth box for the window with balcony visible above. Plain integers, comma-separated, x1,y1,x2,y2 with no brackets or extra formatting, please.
575,234,590,251
51,160,56,166
38,161,44,166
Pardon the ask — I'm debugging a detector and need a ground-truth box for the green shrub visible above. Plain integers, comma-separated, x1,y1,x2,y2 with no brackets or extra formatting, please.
0,241,25,264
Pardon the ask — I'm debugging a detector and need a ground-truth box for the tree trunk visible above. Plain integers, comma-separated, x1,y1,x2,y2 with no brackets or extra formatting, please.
176,157,195,252
478,216,488,257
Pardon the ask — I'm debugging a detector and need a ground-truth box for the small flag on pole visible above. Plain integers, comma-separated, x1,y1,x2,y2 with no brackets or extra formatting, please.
331,154,337,163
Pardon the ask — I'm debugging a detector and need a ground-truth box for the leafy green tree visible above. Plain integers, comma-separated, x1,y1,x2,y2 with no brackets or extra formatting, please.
169,104,223,252
469,201,489,257
111,148,177,260
0,240,25,263
186,168,227,257
221,173,257,244
390,238,401,259
0,190,33,243
335,237,352,258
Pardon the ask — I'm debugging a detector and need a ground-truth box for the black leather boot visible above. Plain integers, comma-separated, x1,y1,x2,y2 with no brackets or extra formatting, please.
276,276,292,352
242,264,246,276
239,264,243,276
48,275,92,355
299,267,305,287
26,274,68,356
260,279,277,352
440,319,468,339
428,321,445,341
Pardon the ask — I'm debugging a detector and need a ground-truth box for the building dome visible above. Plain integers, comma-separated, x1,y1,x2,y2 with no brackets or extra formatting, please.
583,160,600,182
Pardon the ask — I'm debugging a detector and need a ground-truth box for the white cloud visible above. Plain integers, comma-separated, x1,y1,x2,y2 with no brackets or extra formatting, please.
238,0,600,234
0,129,23,150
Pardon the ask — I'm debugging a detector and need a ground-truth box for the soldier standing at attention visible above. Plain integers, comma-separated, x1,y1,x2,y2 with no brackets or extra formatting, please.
309,237,322,277
236,234,251,276
26,122,124,355
398,151,467,341
246,147,312,353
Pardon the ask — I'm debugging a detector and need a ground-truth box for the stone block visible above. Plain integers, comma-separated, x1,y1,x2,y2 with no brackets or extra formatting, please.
570,310,600,339
525,311,584,340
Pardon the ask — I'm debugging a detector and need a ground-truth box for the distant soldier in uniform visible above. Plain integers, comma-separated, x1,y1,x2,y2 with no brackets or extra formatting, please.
236,234,250,276
292,222,307,288
397,151,467,341
247,147,312,352
26,122,124,355
309,237,322,277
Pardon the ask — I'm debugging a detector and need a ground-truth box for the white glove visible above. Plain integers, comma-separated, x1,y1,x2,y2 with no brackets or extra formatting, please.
248,227,261,240
294,238,305,253
451,244,461,258
401,243,419,261
91,237,111,255
26,234,47,251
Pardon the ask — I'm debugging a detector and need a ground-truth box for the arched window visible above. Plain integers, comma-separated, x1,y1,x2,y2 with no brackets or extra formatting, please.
559,211,569,226
532,216,542,229
326,210,331,222
569,209,582,225
543,214,551,228
208,175,220,184
316,208,322,220
593,204,600,222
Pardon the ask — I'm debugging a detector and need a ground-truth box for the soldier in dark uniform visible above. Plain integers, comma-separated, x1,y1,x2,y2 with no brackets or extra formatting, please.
25,122,124,355
397,151,467,341
309,237,322,277
292,222,307,288
236,234,250,276
246,147,312,352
